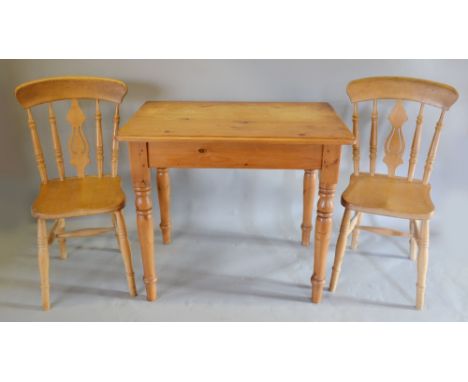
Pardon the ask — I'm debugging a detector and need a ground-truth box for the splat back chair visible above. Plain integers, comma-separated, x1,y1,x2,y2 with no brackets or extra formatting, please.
328,77,458,309
15,77,137,310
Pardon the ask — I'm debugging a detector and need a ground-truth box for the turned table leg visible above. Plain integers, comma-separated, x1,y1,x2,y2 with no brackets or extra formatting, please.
301,169,317,247
157,168,172,244
129,142,157,301
311,145,340,303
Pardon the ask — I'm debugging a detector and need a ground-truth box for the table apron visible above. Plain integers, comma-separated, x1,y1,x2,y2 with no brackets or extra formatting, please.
148,141,323,169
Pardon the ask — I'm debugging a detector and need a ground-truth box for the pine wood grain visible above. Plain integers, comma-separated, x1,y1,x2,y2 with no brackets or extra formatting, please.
148,141,323,169
119,102,354,144
341,173,434,220
32,176,126,219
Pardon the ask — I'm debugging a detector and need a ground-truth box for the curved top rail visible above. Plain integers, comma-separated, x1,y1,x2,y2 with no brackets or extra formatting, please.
15,76,128,108
347,76,458,109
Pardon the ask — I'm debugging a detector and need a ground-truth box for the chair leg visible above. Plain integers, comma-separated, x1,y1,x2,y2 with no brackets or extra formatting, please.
329,208,353,292
301,169,317,246
157,168,172,244
416,220,430,310
350,212,362,250
37,219,50,311
57,218,67,260
113,210,137,297
409,220,417,261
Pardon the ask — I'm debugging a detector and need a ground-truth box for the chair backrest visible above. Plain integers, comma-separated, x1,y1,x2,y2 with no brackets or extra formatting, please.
347,76,458,184
15,76,128,184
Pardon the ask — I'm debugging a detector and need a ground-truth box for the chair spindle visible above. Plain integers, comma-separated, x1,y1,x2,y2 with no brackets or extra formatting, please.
407,103,425,181
27,109,48,184
48,103,65,180
352,103,360,175
111,103,120,176
95,100,104,177
423,110,446,184
369,99,378,175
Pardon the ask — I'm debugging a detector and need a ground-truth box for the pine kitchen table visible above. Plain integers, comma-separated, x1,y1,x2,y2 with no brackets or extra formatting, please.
118,101,354,303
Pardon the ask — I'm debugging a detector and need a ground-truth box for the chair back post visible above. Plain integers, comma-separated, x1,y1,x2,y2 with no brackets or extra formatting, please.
26,108,48,184
47,103,65,180
407,103,425,181
369,99,378,175
111,103,121,177
351,103,360,175
95,99,104,177
422,110,446,184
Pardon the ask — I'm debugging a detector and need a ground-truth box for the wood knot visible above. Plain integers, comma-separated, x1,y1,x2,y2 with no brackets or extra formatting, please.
198,148,207,153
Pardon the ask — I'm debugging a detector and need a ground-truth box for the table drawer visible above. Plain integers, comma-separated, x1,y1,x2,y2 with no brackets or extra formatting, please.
148,141,323,169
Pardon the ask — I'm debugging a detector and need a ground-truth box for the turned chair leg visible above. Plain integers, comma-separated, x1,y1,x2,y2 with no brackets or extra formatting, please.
350,212,362,250
329,208,353,292
157,168,172,244
113,210,137,297
301,169,317,246
416,220,430,310
37,219,50,310
409,220,418,261
57,218,67,260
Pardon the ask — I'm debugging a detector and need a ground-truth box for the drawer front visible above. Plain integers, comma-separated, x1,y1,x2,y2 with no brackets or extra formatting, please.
148,141,323,169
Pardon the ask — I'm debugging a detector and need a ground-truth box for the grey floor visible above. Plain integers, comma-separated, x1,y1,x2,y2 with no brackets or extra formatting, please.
1,170,468,321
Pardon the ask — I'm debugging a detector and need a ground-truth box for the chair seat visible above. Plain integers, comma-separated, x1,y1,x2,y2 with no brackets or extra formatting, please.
32,176,126,219
341,173,434,220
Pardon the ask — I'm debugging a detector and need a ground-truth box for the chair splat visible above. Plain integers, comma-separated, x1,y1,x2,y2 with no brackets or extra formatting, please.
66,99,89,178
48,103,65,180
383,100,408,177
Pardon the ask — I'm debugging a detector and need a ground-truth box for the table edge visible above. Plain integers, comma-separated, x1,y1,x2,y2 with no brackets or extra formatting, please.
118,100,355,145
117,135,355,145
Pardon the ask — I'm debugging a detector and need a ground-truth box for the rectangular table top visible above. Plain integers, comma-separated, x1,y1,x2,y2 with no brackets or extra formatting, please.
118,101,354,144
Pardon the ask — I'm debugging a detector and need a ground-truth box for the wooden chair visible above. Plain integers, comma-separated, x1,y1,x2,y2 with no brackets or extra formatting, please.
15,76,137,310
328,76,458,309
